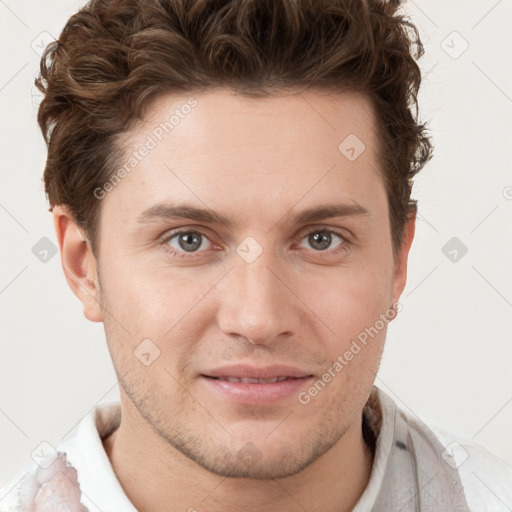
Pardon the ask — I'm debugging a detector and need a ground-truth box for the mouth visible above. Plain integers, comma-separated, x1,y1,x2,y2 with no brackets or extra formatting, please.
202,364,312,380
200,365,314,404
206,376,298,384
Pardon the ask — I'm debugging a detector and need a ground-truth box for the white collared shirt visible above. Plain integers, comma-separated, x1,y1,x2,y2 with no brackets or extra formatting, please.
1,386,511,511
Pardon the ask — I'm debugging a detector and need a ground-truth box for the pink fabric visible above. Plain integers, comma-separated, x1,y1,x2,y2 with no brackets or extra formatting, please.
31,452,88,512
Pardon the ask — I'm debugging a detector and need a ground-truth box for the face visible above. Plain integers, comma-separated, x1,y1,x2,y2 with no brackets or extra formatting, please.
74,88,412,479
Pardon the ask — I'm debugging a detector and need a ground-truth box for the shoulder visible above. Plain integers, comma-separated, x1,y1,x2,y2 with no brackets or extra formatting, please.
0,401,122,512
429,424,512,512
373,387,512,511
0,451,88,512
0,463,39,512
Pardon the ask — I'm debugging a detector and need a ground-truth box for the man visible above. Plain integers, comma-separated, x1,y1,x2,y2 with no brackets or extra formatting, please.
1,0,511,510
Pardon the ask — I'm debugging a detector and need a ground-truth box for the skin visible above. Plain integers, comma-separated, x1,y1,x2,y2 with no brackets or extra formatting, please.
53,88,415,512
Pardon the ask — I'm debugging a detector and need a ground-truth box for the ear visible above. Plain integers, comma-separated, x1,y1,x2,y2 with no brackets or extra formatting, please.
52,206,103,322
391,211,416,304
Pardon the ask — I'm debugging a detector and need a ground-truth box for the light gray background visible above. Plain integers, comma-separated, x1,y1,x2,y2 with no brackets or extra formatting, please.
1,0,511,488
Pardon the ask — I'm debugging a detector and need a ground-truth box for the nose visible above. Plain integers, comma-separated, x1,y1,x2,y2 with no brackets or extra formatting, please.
216,256,296,346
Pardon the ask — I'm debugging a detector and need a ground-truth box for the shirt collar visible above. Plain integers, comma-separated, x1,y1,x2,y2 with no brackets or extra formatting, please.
58,400,137,512
57,386,412,512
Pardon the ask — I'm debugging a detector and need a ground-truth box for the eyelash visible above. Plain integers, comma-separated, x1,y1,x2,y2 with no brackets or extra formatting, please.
161,227,351,260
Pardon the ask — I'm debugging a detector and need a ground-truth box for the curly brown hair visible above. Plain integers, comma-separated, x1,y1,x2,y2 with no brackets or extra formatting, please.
36,0,432,258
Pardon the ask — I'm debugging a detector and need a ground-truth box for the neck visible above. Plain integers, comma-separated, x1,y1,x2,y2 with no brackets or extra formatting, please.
103,398,374,512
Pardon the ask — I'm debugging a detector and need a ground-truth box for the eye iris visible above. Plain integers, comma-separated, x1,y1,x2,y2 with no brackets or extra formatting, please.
309,231,332,250
178,232,202,252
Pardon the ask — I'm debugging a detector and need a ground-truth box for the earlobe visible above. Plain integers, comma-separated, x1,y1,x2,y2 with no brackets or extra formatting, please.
392,212,416,304
52,206,103,323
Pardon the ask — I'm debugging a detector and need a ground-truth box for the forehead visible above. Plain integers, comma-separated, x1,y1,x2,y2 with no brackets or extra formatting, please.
134,87,378,159
104,88,385,227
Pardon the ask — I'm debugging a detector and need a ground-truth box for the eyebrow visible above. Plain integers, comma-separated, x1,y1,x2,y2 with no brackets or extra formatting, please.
136,202,369,228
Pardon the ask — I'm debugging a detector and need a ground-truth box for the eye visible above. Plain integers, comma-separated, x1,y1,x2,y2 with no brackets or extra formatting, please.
164,230,212,256
160,227,349,260
296,229,347,254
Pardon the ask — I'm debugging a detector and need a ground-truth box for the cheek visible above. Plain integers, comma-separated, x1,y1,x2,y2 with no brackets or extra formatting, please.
303,263,393,343
104,258,218,330
100,260,225,378
295,268,391,414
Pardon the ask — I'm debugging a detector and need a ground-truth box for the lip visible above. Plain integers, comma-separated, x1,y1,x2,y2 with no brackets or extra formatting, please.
203,364,312,380
200,365,314,405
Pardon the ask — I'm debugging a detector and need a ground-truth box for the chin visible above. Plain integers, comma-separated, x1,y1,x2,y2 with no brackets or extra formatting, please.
188,445,324,480
158,426,341,481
